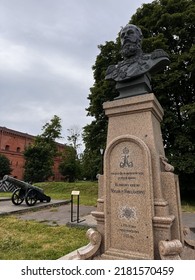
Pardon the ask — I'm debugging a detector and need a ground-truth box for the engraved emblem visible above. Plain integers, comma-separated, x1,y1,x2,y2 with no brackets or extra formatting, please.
120,147,133,168
118,206,137,221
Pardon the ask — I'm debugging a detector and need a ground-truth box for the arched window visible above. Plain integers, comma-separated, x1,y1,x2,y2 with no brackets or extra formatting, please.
5,145,10,151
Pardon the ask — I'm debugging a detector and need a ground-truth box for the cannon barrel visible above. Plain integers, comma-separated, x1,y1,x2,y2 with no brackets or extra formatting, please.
3,175,44,193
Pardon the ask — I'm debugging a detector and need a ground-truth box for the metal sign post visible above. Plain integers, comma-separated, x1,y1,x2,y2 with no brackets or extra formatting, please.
70,190,85,223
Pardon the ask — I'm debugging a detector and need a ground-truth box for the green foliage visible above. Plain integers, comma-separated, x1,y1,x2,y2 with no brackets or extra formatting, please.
59,146,80,182
82,41,121,179
24,115,62,182
23,145,54,182
35,115,62,157
83,0,195,189
131,0,195,189
82,120,107,179
0,154,12,179
80,145,101,180
41,115,62,141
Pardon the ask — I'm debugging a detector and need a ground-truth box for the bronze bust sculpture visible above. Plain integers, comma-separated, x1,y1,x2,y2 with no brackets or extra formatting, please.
105,24,170,98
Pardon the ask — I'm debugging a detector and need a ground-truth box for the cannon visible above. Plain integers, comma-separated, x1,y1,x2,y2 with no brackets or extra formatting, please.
3,175,51,206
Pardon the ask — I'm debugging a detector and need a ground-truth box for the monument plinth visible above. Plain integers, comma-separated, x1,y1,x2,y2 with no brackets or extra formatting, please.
98,93,182,259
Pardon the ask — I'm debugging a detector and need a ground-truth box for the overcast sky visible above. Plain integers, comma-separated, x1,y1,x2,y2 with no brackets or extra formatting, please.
0,0,153,148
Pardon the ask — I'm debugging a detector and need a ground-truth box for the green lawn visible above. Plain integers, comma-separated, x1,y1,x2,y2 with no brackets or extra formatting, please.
0,181,97,260
181,199,195,212
0,216,88,260
36,180,98,206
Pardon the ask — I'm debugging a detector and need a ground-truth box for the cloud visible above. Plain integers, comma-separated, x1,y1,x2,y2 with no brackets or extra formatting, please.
0,38,32,73
0,0,153,147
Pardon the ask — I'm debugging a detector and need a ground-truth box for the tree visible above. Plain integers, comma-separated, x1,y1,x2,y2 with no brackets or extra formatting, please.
40,115,62,140
59,146,80,182
82,41,121,179
0,154,12,179
130,0,195,190
24,115,62,182
35,115,62,156
83,0,195,187
67,126,82,157
23,145,54,182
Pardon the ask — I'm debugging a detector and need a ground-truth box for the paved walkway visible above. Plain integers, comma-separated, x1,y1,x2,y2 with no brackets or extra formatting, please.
0,198,194,233
0,198,97,227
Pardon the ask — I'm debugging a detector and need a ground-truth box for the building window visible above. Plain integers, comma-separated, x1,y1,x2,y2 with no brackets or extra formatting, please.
5,145,10,151
16,147,21,152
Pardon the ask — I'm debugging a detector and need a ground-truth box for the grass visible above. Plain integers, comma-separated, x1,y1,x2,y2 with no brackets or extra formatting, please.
181,199,195,213
0,192,12,198
0,216,88,260
0,181,195,259
36,181,98,206
180,190,195,212
0,181,98,260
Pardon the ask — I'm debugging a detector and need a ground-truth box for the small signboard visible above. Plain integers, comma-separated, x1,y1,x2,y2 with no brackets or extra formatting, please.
70,190,84,223
71,190,80,196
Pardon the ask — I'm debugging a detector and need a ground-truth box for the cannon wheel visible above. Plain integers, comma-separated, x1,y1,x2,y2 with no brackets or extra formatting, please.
12,188,25,205
25,189,37,206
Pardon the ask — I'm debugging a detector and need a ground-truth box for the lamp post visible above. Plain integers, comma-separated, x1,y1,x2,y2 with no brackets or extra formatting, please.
100,148,104,174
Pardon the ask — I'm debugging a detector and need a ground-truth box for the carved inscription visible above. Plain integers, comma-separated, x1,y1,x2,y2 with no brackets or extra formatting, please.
110,169,143,241
106,140,153,258
111,171,144,195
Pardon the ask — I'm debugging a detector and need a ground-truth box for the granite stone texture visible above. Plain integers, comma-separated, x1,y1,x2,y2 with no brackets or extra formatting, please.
101,135,154,259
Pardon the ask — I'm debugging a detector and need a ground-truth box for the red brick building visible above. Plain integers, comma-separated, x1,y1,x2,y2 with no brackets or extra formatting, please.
0,126,65,181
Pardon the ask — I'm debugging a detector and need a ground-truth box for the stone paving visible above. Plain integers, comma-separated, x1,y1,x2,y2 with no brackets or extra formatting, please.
0,197,194,233
0,198,96,227
0,198,68,215
17,204,96,227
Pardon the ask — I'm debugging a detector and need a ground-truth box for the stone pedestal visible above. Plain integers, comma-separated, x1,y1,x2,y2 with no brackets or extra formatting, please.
92,93,183,259
61,93,184,260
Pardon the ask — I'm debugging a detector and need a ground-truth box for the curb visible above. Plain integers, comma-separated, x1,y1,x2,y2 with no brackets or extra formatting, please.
0,199,70,216
0,197,11,201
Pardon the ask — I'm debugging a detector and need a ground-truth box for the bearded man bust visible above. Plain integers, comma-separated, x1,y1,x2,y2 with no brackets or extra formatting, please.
105,24,170,98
